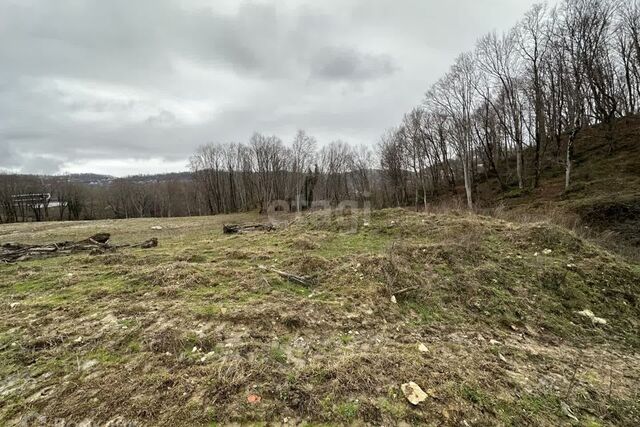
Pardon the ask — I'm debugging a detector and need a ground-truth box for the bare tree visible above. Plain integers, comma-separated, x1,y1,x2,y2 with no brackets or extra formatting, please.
379,130,407,208
518,3,553,187
477,30,526,189
291,130,317,211
427,53,477,209
250,133,286,213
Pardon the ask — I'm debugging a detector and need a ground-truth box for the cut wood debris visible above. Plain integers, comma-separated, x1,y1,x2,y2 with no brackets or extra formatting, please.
223,223,275,234
258,265,313,287
134,238,159,249
0,233,158,263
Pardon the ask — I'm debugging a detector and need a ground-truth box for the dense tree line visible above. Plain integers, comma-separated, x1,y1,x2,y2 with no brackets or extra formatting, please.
0,134,381,223
189,131,380,215
381,0,640,210
0,174,201,223
0,134,381,222
192,0,640,216
3,0,638,223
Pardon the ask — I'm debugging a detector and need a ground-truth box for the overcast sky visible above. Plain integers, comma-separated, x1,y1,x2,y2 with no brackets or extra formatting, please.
1,0,535,177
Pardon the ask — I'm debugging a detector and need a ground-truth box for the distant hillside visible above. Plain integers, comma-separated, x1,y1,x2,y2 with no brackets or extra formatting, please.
124,171,193,183
54,172,192,185
65,173,113,185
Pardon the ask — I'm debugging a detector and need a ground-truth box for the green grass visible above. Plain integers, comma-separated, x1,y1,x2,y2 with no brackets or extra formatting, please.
1,210,639,425
269,345,287,364
335,401,359,420
339,334,354,345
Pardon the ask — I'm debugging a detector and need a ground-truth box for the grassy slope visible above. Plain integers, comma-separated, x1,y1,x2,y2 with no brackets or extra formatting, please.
1,210,639,426
475,115,640,259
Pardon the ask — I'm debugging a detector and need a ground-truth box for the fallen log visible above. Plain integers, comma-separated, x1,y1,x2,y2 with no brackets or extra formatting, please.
29,246,58,253
223,224,275,234
134,238,158,249
1,242,27,250
0,234,158,263
80,233,111,245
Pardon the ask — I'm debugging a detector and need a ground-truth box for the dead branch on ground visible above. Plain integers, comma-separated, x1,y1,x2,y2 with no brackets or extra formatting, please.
258,265,313,287
0,233,159,263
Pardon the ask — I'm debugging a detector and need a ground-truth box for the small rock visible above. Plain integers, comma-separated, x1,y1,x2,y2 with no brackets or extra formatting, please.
592,317,607,325
74,336,83,343
418,343,429,353
401,382,428,405
577,309,595,319
192,346,199,353
391,295,397,304
151,226,163,230
577,309,607,325
489,339,501,346
81,360,99,371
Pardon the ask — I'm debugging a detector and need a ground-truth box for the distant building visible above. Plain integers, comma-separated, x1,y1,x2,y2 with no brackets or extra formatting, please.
12,193,65,221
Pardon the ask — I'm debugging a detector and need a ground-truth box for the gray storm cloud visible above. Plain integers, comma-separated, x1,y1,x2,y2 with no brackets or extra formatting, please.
0,0,535,176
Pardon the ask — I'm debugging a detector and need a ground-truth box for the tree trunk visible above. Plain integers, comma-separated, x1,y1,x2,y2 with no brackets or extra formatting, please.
462,154,474,210
516,144,524,190
565,127,579,190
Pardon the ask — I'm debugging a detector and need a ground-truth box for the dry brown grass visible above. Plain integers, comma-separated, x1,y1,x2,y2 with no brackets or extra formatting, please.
1,210,639,425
